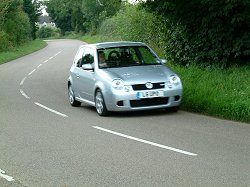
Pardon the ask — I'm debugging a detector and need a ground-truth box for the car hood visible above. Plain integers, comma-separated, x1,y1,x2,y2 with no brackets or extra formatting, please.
104,65,174,83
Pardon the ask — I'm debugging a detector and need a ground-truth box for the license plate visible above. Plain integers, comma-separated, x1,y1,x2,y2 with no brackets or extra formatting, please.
136,90,164,99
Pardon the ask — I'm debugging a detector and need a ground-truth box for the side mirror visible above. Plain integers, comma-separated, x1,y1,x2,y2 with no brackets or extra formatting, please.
161,59,167,64
82,64,94,70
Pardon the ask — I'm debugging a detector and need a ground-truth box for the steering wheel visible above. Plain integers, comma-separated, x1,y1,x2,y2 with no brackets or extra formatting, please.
108,50,120,61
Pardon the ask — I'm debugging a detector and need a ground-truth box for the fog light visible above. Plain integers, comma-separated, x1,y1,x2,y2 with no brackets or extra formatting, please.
117,101,124,106
174,96,180,101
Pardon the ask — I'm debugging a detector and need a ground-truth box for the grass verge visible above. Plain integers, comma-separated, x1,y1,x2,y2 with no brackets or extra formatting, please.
81,34,250,123
172,64,250,123
0,39,47,65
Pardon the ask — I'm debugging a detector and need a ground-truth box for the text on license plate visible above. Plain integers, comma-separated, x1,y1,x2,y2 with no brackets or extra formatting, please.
137,90,164,99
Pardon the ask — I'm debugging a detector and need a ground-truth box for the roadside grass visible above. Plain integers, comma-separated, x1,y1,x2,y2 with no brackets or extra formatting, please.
81,34,250,123
171,64,250,123
0,39,47,65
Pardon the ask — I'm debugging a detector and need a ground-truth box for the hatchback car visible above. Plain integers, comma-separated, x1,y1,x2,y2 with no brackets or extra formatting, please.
68,41,182,116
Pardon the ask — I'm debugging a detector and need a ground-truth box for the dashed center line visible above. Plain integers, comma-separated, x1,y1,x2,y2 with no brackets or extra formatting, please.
19,51,67,118
35,102,68,118
20,89,30,99
28,69,36,76
0,169,15,182
93,126,198,156
20,77,27,86
37,64,43,68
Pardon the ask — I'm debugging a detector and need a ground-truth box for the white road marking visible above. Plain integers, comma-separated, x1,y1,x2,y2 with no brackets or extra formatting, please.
93,126,198,156
56,51,62,56
20,89,30,99
28,69,36,76
44,60,48,63
49,51,62,60
20,77,27,86
0,169,5,174
37,64,43,68
35,102,68,118
0,169,15,182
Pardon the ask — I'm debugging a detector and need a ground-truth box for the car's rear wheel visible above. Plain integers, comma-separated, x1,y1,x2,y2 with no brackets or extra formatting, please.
68,84,81,107
95,89,109,116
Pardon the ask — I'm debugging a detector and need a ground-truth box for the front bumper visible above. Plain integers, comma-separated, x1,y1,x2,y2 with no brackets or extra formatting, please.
104,87,182,112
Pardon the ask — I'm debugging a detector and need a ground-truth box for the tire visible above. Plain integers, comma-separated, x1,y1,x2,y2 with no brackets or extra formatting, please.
95,89,109,116
68,84,81,107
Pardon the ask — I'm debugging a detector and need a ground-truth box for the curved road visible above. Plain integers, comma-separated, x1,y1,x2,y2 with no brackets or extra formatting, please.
0,40,249,187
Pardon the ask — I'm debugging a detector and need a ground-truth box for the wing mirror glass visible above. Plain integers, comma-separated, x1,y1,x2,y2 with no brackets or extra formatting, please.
82,64,94,70
161,59,167,64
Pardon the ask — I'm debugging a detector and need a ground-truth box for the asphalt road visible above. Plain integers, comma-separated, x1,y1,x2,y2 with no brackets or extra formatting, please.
0,39,249,187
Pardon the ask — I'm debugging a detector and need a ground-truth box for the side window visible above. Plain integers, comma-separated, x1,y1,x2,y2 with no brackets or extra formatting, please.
82,48,94,65
74,48,84,68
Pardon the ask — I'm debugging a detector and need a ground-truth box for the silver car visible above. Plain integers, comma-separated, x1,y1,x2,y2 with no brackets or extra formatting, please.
68,41,182,116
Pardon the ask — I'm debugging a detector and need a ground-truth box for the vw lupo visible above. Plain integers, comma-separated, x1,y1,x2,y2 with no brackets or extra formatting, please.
68,42,182,116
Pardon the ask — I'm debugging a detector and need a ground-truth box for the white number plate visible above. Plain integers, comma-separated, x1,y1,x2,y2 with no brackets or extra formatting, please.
136,90,164,99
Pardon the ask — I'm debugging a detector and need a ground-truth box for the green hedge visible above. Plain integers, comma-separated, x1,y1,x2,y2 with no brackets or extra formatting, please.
143,0,250,67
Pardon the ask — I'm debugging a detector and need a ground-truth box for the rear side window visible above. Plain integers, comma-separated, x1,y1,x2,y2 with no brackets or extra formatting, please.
75,48,84,67
75,47,94,68
82,48,94,65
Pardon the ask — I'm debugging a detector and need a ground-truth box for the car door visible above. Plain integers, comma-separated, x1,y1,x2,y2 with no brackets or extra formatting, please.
77,47,96,102
71,47,85,98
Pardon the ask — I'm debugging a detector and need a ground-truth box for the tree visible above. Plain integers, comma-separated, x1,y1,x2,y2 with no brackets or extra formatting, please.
0,0,12,30
23,0,42,39
0,0,32,51
44,0,122,34
44,0,74,35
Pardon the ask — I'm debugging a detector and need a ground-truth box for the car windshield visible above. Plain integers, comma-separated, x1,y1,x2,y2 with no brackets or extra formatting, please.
97,46,161,69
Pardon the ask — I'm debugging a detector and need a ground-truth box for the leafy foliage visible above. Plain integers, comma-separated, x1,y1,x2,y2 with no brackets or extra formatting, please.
0,0,41,51
0,0,32,51
143,0,250,67
44,0,121,35
99,5,166,54
23,0,42,39
43,0,73,35
36,26,60,38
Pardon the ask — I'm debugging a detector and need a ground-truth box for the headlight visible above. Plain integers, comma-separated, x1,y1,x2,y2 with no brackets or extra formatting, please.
112,79,124,90
169,75,181,86
112,79,132,92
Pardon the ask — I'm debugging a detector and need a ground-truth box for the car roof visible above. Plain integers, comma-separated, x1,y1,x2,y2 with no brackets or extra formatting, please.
80,41,147,50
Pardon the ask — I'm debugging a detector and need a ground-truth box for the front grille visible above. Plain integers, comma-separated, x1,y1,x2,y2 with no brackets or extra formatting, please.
132,82,165,91
130,97,168,108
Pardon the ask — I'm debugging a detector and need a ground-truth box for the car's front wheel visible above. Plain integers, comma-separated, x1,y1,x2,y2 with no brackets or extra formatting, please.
95,89,109,116
68,84,81,107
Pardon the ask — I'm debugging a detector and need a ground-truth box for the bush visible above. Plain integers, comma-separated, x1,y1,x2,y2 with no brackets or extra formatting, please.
0,31,12,51
98,5,166,55
143,0,250,67
5,4,32,45
36,26,60,38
